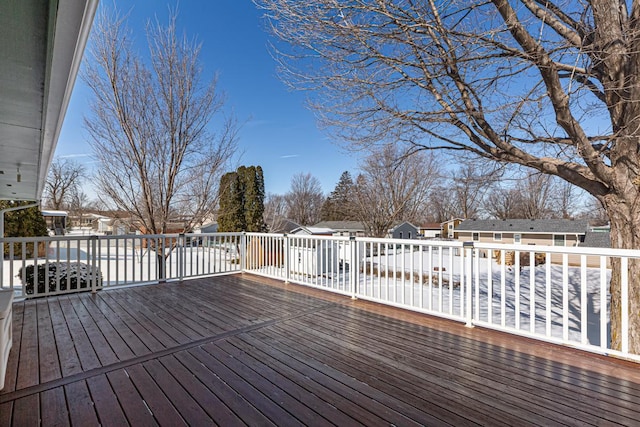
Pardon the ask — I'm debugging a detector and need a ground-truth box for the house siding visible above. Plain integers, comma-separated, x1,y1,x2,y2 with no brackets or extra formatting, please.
389,222,419,239
457,231,606,267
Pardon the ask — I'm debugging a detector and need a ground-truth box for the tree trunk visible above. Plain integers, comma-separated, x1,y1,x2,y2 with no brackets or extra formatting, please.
157,252,166,282
603,196,640,353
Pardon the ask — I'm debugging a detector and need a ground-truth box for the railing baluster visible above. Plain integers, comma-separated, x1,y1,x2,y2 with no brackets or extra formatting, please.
581,255,588,344
487,250,493,324
515,250,520,330
500,249,506,328
474,247,479,321
621,257,629,354
562,253,569,342
530,250,535,334
600,256,607,351
545,253,551,337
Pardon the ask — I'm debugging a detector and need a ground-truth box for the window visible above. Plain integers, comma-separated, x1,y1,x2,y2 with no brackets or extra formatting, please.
553,234,566,246
399,231,403,239
514,233,521,244
448,223,453,230
493,233,502,241
408,232,412,239
472,232,479,241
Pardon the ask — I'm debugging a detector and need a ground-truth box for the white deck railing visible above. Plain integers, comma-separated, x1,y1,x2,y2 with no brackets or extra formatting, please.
0,233,243,296
1,232,637,361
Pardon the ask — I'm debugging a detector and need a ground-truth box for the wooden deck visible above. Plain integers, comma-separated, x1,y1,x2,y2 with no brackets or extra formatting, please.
1,274,639,426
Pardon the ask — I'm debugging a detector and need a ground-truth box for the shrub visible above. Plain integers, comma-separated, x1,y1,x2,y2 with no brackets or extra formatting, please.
19,262,103,295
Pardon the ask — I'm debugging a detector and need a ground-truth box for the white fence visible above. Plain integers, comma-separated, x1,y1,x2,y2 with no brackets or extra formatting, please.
1,232,638,361
0,233,242,296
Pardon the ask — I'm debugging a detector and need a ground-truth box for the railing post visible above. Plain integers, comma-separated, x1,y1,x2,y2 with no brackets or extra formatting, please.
350,236,357,299
240,232,247,273
283,234,290,284
178,233,185,281
91,235,98,294
463,241,474,327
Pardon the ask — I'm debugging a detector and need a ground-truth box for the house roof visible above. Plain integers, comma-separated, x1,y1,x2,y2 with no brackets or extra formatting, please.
42,210,68,217
270,218,301,234
456,219,590,234
312,221,366,232
291,226,335,235
388,221,418,232
582,231,611,248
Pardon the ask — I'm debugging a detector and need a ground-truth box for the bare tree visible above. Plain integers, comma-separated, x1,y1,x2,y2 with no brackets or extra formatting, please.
44,158,85,210
256,0,640,352
484,186,522,220
581,196,610,226
263,193,289,232
285,173,324,226
484,172,580,220
427,160,499,221
517,174,556,219
83,8,238,237
553,179,579,220
427,185,458,223
452,162,500,219
354,145,439,237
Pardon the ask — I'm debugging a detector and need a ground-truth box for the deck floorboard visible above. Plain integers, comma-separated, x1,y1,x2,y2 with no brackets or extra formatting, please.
1,274,640,426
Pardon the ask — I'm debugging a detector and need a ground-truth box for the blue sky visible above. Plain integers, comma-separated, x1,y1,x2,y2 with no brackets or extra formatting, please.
56,0,361,197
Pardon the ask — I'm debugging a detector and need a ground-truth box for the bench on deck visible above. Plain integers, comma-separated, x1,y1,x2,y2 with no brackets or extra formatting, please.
0,289,13,390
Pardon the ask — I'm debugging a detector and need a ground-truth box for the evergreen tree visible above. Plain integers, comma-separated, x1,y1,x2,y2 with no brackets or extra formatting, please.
320,171,357,221
217,166,266,232
0,201,48,237
217,172,245,232
1,201,48,259
243,166,266,232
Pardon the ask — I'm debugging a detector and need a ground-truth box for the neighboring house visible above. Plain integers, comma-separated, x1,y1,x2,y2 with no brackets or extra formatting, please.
42,210,68,235
455,219,590,247
195,222,219,234
418,222,442,238
193,222,219,247
67,212,110,234
288,239,338,276
387,221,419,239
441,218,465,239
312,221,367,237
288,227,339,276
455,218,609,267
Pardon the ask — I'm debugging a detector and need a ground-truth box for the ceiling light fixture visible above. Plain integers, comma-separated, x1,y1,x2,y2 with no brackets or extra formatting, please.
16,167,21,183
